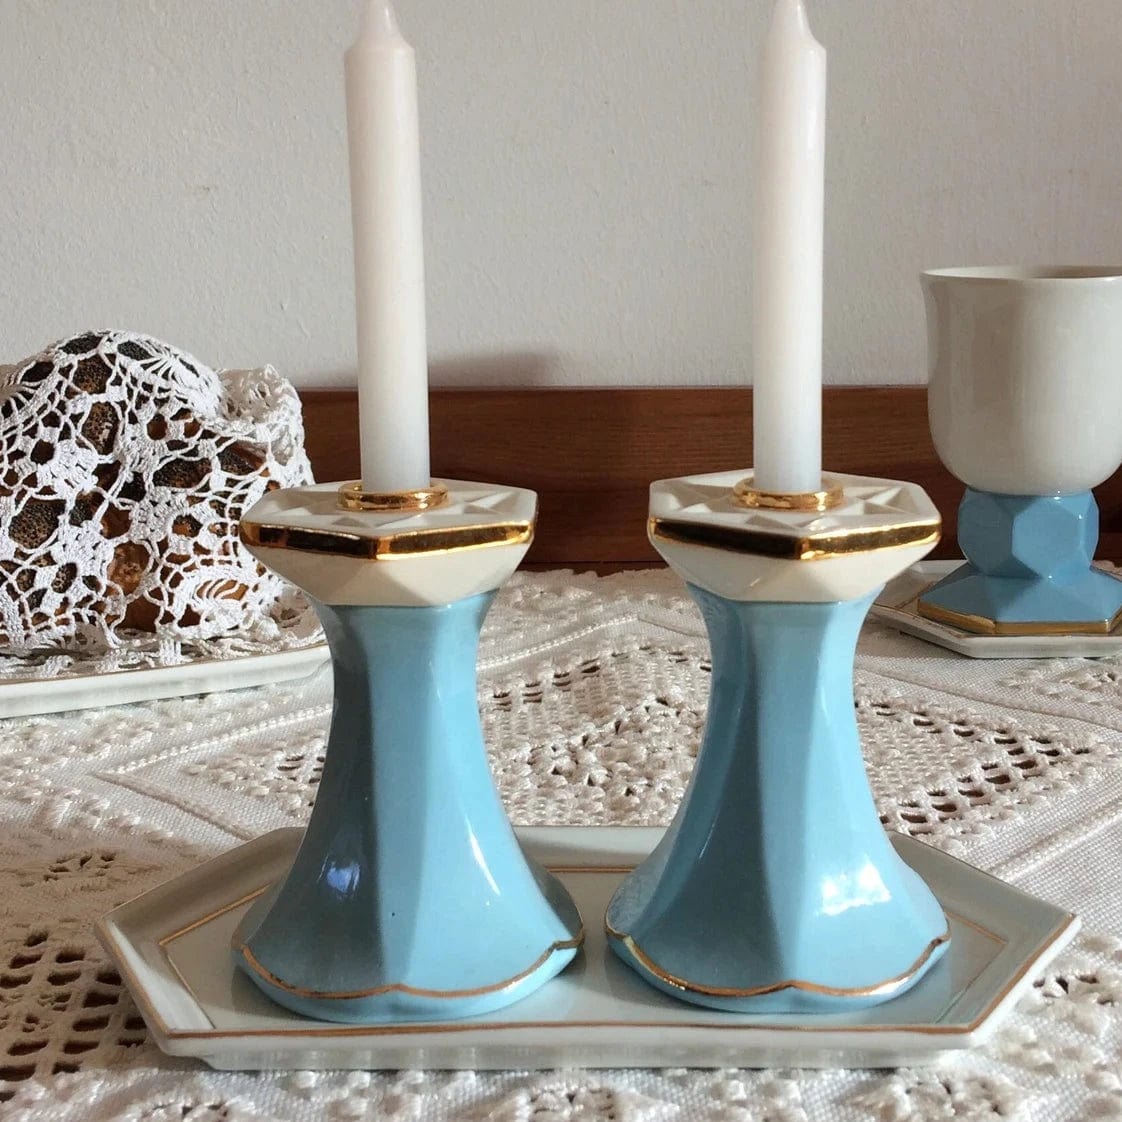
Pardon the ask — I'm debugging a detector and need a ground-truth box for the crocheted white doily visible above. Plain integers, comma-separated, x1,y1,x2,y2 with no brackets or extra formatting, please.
0,331,317,667
1,569,1121,1121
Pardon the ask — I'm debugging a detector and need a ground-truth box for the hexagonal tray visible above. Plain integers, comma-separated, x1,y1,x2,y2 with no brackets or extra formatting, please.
97,826,1078,1070
871,561,1122,658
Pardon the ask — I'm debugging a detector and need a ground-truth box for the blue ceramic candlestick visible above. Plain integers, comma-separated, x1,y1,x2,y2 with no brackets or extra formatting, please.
917,489,1122,636
607,470,950,1013
232,480,582,1023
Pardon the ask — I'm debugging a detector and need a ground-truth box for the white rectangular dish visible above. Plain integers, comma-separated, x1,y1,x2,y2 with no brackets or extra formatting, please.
0,643,328,718
98,825,1078,1070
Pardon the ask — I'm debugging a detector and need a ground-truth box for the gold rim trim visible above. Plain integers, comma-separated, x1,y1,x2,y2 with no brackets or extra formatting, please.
236,932,583,1002
106,910,1055,1042
649,516,941,561
604,921,951,999
917,597,1122,637
158,887,269,948
337,480,449,513
241,518,534,560
733,474,845,512
97,857,1079,1041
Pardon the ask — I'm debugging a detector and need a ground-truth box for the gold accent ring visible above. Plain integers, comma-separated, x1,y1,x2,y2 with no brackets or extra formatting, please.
337,480,450,513
733,474,845,512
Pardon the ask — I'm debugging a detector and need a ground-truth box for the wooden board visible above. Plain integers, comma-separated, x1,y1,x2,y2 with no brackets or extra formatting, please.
301,388,1122,566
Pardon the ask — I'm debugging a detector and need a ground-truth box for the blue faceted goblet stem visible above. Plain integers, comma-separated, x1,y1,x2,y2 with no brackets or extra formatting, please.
918,489,1122,634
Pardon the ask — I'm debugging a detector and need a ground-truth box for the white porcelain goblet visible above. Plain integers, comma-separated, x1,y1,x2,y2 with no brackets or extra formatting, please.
919,266,1122,635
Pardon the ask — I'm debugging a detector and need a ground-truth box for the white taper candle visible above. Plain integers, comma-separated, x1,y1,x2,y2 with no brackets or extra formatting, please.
751,0,827,495
345,0,431,492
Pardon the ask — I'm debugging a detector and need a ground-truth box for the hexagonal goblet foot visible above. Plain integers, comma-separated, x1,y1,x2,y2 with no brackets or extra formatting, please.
606,471,950,1013
918,490,1122,636
230,481,583,1023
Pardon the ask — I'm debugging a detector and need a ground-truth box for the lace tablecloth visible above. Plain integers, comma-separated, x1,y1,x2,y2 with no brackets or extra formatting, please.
2,569,1121,1121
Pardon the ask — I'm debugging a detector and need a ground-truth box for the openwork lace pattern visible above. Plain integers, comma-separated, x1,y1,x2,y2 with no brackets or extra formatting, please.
0,331,314,659
0,568,1119,1120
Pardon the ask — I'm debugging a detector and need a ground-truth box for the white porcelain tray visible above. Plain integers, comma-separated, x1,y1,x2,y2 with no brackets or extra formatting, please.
871,560,1122,658
0,643,329,719
98,825,1078,1070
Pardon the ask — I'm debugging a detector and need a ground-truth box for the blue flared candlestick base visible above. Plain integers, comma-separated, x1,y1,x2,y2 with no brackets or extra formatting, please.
232,593,582,1024
918,490,1122,635
606,586,949,1014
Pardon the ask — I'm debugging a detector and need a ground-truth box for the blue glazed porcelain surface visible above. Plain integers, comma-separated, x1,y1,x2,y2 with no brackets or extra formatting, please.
232,593,582,1023
606,586,949,1013
919,490,1122,631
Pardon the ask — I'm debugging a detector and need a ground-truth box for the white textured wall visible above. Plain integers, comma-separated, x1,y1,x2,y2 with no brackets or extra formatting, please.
2,1,1120,388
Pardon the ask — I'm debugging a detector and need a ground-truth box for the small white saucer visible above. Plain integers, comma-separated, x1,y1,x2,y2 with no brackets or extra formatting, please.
871,561,1122,659
0,642,329,719
98,826,1077,1070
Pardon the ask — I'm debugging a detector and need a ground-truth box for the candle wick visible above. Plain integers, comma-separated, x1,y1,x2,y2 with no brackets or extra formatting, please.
772,0,820,48
358,0,402,41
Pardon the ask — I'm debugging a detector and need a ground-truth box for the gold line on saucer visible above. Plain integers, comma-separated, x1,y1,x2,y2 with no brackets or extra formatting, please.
917,597,1122,637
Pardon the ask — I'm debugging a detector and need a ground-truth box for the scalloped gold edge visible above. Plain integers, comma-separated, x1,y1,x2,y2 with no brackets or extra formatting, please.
235,932,584,1002
97,884,1080,1040
605,920,951,999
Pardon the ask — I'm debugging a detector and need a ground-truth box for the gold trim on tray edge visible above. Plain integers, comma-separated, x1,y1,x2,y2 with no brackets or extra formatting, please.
917,597,1122,637
103,840,1075,1042
950,911,1005,946
240,518,534,560
649,516,941,560
103,904,1081,1042
157,886,269,948
604,920,952,999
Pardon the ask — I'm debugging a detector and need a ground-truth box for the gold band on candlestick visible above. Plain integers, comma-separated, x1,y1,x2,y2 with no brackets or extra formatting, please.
337,480,450,513
733,474,845,512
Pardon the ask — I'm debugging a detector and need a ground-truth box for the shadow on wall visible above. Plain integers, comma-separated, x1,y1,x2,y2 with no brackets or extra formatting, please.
429,351,561,388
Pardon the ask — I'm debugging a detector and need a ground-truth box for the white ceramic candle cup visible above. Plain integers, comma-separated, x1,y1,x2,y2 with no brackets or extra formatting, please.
925,266,1122,496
